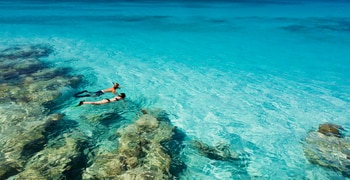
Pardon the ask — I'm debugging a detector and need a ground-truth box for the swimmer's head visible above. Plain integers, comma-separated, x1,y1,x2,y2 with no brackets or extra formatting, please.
119,93,126,99
113,82,120,89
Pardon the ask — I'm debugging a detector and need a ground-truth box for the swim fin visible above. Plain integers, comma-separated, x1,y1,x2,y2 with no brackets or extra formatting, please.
73,90,88,97
73,100,85,107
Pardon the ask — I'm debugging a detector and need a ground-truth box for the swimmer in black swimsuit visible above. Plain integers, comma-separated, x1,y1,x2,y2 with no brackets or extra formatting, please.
74,82,120,98
78,93,126,106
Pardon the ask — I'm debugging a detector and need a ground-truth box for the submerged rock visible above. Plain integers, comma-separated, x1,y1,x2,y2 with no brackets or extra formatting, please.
303,123,350,177
0,108,64,179
1,45,187,179
0,45,83,179
83,110,186,179
0,44,53,59
191,140,239,161
317,123,344,138
14,133,89,179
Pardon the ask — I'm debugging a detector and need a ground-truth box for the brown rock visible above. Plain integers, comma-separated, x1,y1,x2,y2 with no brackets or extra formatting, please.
318,123,344,138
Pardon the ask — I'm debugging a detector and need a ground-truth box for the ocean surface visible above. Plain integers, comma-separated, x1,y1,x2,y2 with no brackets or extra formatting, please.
1,0,350,179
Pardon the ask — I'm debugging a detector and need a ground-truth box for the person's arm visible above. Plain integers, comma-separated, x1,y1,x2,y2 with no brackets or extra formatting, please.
111,83,119,94
102,87,114,93
112,88,117,94
102,83,119,94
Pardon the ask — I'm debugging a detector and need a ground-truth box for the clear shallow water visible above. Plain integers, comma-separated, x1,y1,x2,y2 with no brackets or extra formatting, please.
1,0,350,179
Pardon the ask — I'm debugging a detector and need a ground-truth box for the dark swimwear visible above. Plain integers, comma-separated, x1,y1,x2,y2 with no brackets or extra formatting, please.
104,98,119,102
95,90,104,96
74,90,104,98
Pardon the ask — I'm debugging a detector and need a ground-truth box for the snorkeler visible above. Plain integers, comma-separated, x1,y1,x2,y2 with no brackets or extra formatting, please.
73,82,120,98
78,93,126,106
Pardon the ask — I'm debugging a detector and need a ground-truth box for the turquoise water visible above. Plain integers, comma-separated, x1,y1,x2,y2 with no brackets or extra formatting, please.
1,0,350,179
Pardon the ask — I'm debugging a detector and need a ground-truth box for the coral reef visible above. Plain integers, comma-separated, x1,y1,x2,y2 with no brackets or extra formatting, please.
190,139,251,178
83,109,186,179
302,123,350,177
0,45,83,179
0,45,187,179
191,140,239,161
13,133,89,179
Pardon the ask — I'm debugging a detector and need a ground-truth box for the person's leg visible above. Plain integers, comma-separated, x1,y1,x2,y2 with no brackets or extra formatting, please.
73,90,90,97
94,90,104,97
79,99,110,106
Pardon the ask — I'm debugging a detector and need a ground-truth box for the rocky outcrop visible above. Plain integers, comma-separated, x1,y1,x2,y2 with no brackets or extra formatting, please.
317,123,344,138
13,133,89,179
0,45,187,179
0,45,83,179
303,123,350,177
83,110,186,179
191,140,240,161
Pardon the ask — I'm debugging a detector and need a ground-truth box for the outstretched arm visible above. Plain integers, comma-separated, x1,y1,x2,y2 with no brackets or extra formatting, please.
102,83,119,94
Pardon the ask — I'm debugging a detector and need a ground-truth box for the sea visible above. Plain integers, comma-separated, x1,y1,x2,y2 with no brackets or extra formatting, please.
1,0,350,179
